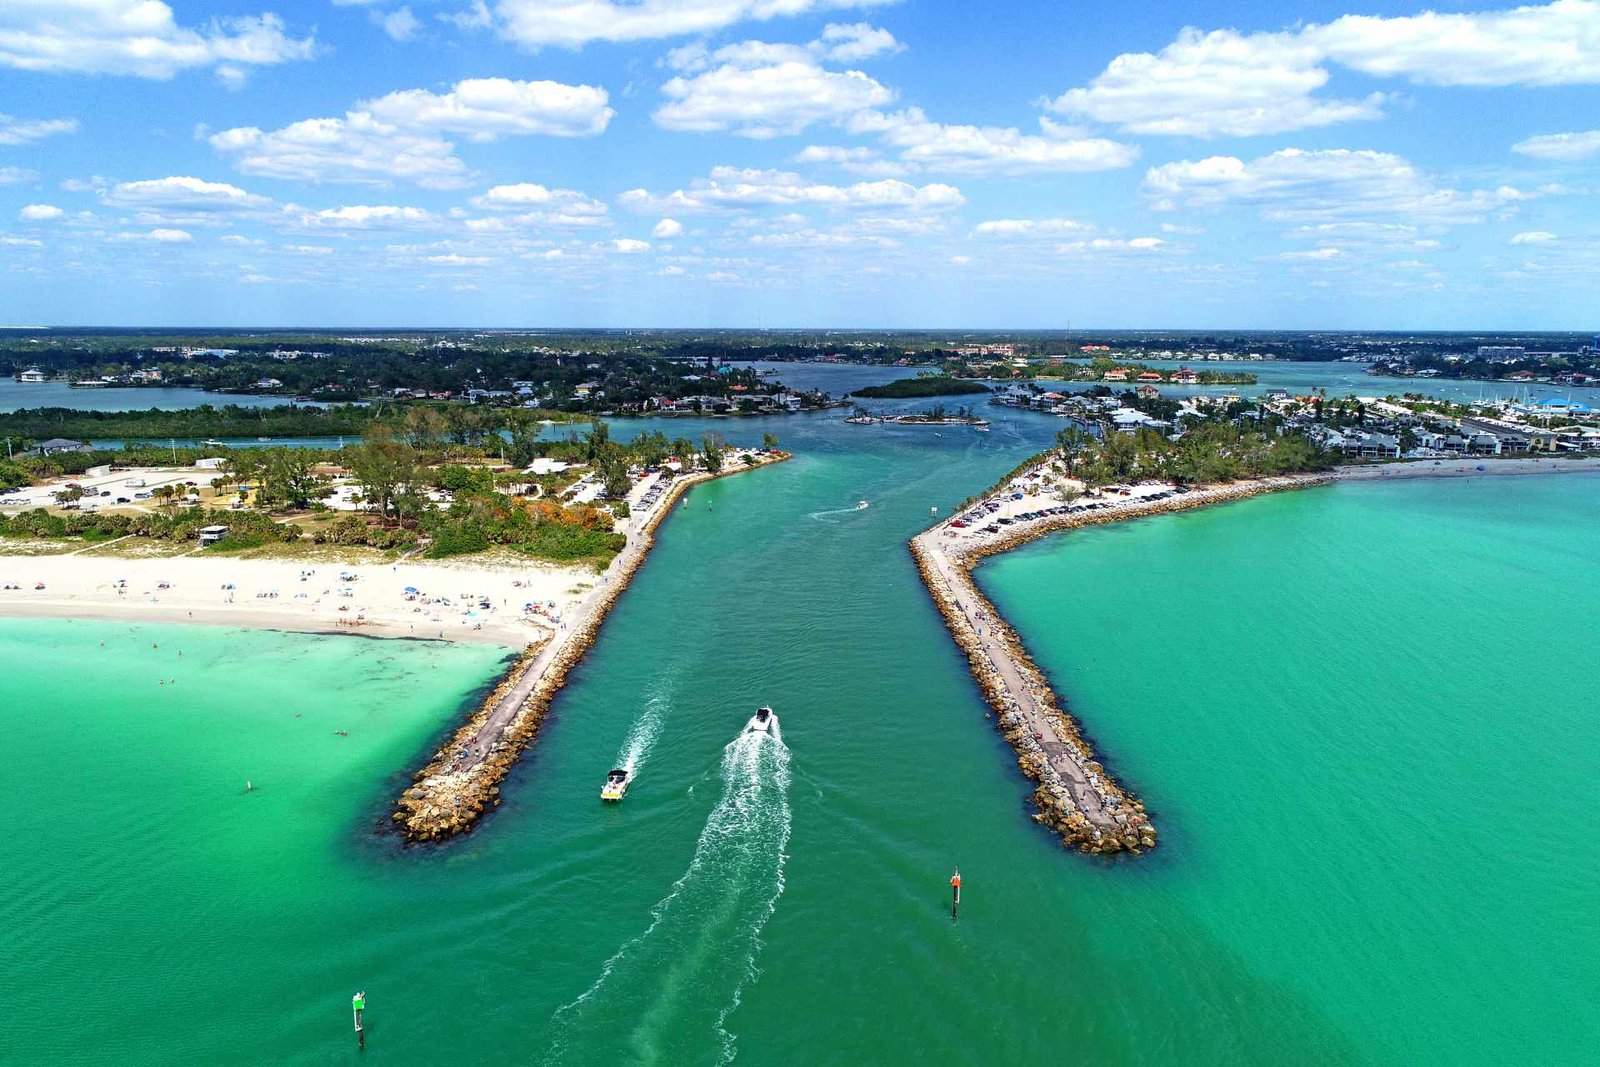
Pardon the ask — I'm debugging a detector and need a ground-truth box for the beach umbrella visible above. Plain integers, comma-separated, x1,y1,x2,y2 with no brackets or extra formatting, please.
404,586,419,594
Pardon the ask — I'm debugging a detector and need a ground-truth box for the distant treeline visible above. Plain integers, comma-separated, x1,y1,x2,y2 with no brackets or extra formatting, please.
0,404,385,440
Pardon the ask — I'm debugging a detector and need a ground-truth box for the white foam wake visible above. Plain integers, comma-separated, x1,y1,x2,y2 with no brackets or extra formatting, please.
806,503,868,522
618,694,667,777
547,728,792,1064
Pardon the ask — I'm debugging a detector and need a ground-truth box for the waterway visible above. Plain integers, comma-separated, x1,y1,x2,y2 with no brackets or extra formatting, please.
1,377,1595,1064
0,379,287,414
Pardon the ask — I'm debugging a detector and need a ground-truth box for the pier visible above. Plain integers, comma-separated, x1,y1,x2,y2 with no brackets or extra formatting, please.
393,451,790,842
912,471,1333,854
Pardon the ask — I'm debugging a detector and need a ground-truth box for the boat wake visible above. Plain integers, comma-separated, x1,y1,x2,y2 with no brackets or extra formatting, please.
617,694,668,778
806,501,869,522
546,728,792,1064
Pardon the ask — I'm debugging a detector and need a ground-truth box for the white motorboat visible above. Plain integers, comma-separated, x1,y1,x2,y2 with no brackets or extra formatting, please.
856,500,869,510
744,706,778,734
600,768,629,801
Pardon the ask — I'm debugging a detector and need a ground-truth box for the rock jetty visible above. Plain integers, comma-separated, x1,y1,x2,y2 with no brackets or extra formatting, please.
911,472,1333,855
394,452,790,842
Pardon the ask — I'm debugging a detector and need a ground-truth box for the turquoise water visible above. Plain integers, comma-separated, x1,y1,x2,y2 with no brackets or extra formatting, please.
1,408,1595,1064
979,474,1600,1064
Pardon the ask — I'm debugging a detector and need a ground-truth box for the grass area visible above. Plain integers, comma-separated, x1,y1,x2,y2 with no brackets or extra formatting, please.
0,538,76,557
78,537,194,559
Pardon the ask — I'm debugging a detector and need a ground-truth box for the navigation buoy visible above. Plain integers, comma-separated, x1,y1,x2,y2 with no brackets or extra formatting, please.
246,780,253,793
950,868,962,919
352,991,366,1049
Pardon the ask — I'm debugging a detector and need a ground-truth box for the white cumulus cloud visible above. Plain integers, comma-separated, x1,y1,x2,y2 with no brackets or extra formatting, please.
297,205,437,229
1511,230,1557,243
211,114,469,189
0,1,316,79
113,227,193,242
0,115,79,146
651,218,684,238
1512,129,1600,160
655,38,894,137
490,0,894,50
363,78,613,139
855,109,1137,175
1046,27,1385,138
1144,148,1534,225
19,204,66,221
1048,1,1600,139
619,166,964,215
970,218,1093,238
379,7,423,41
211,78,612,187
99,175,273,212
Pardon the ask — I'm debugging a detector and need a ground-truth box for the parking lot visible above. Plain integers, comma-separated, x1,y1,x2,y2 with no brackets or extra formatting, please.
0,467,217,515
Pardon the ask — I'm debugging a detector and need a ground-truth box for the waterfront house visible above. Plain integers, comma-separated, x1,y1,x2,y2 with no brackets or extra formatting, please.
1136,384,1161,399
197,525,229,547
17,366,48,383
31,438,94,457
1102,369,1129,382
1171,368,1199,384
1414,431,1448,453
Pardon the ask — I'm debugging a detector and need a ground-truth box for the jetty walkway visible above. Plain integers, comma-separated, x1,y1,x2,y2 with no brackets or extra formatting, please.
394,451,790,842
912,471,1332,854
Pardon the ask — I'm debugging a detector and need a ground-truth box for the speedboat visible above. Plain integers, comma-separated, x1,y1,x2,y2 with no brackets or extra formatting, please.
600,768,629,801
744,706,778,734
856,500,869,510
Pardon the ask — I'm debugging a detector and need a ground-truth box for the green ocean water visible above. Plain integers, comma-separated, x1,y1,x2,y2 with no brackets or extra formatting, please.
2,402,1596,1065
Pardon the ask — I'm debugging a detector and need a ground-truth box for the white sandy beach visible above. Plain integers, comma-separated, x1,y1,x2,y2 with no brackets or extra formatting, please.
0,449,781,647
0,553,593,645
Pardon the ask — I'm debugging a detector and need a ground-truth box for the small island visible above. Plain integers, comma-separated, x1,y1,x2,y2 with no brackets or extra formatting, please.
850,376,991,399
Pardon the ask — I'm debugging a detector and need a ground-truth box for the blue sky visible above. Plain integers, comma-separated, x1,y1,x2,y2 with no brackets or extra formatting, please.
1,0,1597,328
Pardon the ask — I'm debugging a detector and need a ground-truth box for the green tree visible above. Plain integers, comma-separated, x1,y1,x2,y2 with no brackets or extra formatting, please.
671,436,696,470
1054,424,1093,476
630,429,670,468
583,418,610,461
596,443,632,499
402,406,448,450
761,432,780,451
700,432,725,474
504,411,543,468
346,433,420,525
260,448,326,510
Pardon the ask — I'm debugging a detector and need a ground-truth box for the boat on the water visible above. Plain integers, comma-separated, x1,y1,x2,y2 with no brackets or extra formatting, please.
857,500,869,510
744,705,778,734
600,768,629,801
